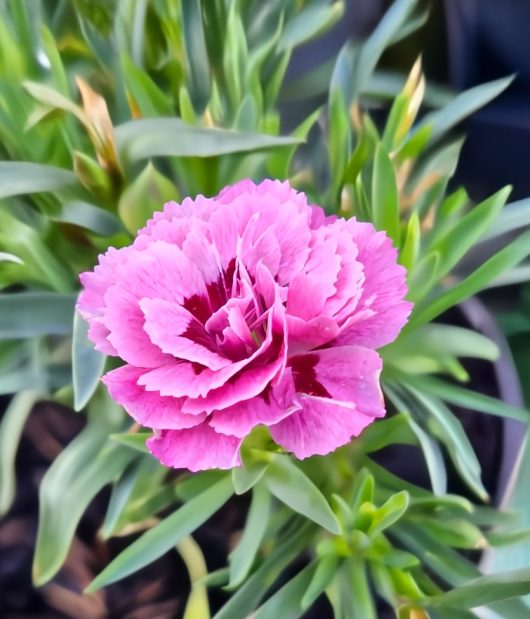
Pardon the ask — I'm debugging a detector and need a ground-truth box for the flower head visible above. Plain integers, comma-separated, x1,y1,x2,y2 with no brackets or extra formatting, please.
78,179,411,471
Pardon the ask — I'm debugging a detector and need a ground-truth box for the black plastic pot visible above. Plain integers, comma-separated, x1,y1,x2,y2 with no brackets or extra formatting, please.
444,0,530,201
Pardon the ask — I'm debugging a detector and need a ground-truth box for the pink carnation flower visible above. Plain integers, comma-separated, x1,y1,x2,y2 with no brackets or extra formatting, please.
78,179,411,471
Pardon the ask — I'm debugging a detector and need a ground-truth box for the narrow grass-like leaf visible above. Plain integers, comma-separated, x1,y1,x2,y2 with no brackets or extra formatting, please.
408,387,487,500
121,55,173,117
399,212,420,270
33,398,134,585
0,293,75,339
0,162,77,198
484,196,530,240
101,459,142,539
302,555,340,610
0,391,39,515
418,76,514,143
115,118,300,162
369,491,409,536
86,476,233,591
53,201,123,236
72,310,106,411
428,568,530,609
428,186,511,279
182,0,211,113
372,144,400,245
278,2,344,51
384,386,447,495
410,376,528,422
412,228,530,327
254,562,317,619
110,432,151,453
213,520,313,619
350,0,417,102
228,482,271,588
264,455,340,534
408,417,448,496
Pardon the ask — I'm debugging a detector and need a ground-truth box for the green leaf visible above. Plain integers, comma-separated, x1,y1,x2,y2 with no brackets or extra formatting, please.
0,293,76,339
0,162,77,198
182,0,211,113
408,416,447,496
264,455,340,534
228,482,271,588
278,2,344,51
115,118,300,162
0,390,40,515
118,161,178,233
411,376,528,423
33,394,134,585
121,54,173,117
110,432,151,453
485,196,530,240
369,491,409,536
328,88,351,196
24,81,84,121
232,462,268,495
254,562,317,619
428,186,511,280
350,468,375,514
382,92,410,152
357,412,417,453
213,520,314,619
372,144,400,245
411,228,530,327
384,385,447,495
428,568,530,609
341,558,377,619
101,459,143,539
86,476,233,591
407,252,440,304
72,310,106,411
385,324,500,364
394,522,479,586
0,209,73,291
53,201,123,236
354,0,417,99
302,555,340,610
417,516,485,551
223,1,248,111
418,76,514,143
408,387,487,500
399,212,420,271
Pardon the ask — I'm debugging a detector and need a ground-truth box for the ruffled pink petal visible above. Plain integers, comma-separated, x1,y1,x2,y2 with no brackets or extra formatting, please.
291,346,385,418
216,180,313,284
147,425,241,471
209,390,299,437
270,396,375,459
337,220,412,348
141,298,229,370
87,319,117,355
103,365,205,429
77,247,132,353
321,220,365,322
286,272,329,321
104,283,168,367
139,306,281,399
286,315,339,356
182,353,284,414
122,240,209,306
